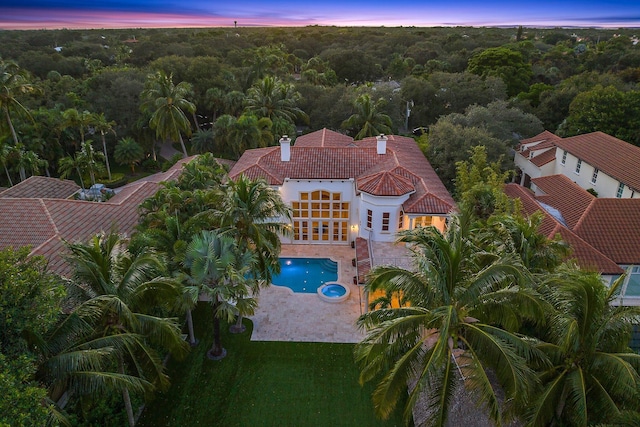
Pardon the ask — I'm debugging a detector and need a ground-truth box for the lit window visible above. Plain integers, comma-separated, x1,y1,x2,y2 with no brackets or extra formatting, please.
382,212,390,232
617,182,625,198
591,168,598,184
414,216,432,228
575,159,582,174
561,150,567,165
366,209,372,229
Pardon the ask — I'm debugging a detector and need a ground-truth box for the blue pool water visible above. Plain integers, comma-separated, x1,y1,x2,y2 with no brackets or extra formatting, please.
273,258,338,293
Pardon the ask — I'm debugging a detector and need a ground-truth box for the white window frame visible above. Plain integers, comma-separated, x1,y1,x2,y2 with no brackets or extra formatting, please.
366,209,372,229
381,212,390,232
617,182,625,198
591,168,598,184
561,150,567,165
575,159,582,174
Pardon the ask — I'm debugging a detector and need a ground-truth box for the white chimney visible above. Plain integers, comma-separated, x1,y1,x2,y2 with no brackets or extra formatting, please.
376,134,387,155
280,135,291,162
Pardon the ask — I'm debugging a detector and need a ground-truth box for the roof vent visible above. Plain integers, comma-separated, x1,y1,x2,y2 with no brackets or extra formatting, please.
376,134,387,155
280,135,291,162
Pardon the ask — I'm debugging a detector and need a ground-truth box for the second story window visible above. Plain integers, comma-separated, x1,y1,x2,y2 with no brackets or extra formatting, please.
382,212,390,232
617,182,625,198
398,212,404,230
575,159,582,174
561,150,567,165
591,168,599,184
366,209,372,229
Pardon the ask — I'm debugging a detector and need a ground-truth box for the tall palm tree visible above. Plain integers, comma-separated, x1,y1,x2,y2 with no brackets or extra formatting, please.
64,231,188,426
92,112,116,180
184,230,252,360
140,71,195,158
342,93,393,140
217,175,291,285
355,214,546,426
61,108,95,146
0,141,13,186
526,268,640,426
78,140,106,187
0,58,38,147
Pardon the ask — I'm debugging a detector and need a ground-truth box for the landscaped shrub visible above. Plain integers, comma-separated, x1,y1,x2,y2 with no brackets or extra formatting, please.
98,173,127,188
141,158,161,172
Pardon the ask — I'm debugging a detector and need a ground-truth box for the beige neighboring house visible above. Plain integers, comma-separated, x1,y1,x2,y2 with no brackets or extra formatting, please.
0,159,191,277
229,128,456,247
509,131,640,305
514,130,640,199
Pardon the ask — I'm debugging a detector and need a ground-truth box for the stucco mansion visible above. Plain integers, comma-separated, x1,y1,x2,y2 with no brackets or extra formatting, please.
228,128,457,245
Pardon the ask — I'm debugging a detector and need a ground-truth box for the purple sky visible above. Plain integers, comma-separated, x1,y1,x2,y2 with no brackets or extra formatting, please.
1,0,640,29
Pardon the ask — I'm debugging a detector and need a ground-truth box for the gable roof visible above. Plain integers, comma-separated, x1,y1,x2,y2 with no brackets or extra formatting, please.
229,129,456,215
531,175,595,229
519,130,562,146
555,132,640,192
504,184,623,274
0,176,79,199
530,148,557,167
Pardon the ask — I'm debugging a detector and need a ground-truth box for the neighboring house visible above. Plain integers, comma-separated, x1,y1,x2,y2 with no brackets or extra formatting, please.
505,175,640,305
0,159,191,276
228,128,456,246
515,130,640,199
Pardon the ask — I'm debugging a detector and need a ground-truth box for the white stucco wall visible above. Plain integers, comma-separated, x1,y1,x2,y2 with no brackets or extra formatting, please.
553,148,636,198
358,192,412,243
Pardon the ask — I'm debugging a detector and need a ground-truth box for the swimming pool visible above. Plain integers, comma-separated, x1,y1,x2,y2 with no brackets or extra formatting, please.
272,258,338,293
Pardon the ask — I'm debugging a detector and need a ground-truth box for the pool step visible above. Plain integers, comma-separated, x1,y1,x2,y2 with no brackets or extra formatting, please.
318,258,338,274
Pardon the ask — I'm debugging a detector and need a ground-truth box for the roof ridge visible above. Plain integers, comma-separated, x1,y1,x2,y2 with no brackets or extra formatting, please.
572,198,598,232
39,198,60,236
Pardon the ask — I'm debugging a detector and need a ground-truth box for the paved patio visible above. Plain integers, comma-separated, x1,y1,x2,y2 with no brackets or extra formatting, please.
249,244,367,343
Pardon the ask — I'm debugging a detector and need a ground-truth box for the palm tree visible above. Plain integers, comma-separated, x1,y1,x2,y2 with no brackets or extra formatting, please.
140,71,195,158
486,212,570,274
114,137,144,173
92,112,116,180
342,93,393,140
78,140,106,187
12,143,47,182
0,141,13,186
217,174,291,286
355,214,546,426
245,76,308,127
190,128,215,154
61,108,95,146
0,58,38,147
526,267,640,426
63,231,189,426
58,152,86,190
184,230,252,360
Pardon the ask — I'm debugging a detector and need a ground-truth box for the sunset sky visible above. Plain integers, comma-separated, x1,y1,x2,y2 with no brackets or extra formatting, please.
1,0,640,29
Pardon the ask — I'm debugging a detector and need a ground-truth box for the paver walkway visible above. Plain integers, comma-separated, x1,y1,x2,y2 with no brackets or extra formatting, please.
249,244,367,343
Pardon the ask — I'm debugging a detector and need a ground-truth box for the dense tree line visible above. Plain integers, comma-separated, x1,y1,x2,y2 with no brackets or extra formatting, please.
1,26,639,189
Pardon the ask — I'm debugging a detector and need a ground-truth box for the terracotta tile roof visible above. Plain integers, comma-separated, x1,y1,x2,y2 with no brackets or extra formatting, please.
0,176,80,199
531,175,595,229
504,184,623,274
357,171,415,196
519,130,563,146
229,130,456,216
294,128,354,147
0,160,189,276
573,198,640,265
530,148,557,167
555,132,640,192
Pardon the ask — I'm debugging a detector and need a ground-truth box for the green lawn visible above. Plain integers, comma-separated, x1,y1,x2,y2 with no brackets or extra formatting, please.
138,304,406,427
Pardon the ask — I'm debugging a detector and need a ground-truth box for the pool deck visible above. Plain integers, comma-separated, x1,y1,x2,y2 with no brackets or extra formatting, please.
249,244,367,343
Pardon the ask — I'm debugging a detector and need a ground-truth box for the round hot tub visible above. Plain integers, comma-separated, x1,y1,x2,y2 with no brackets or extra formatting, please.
317,282,350,303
